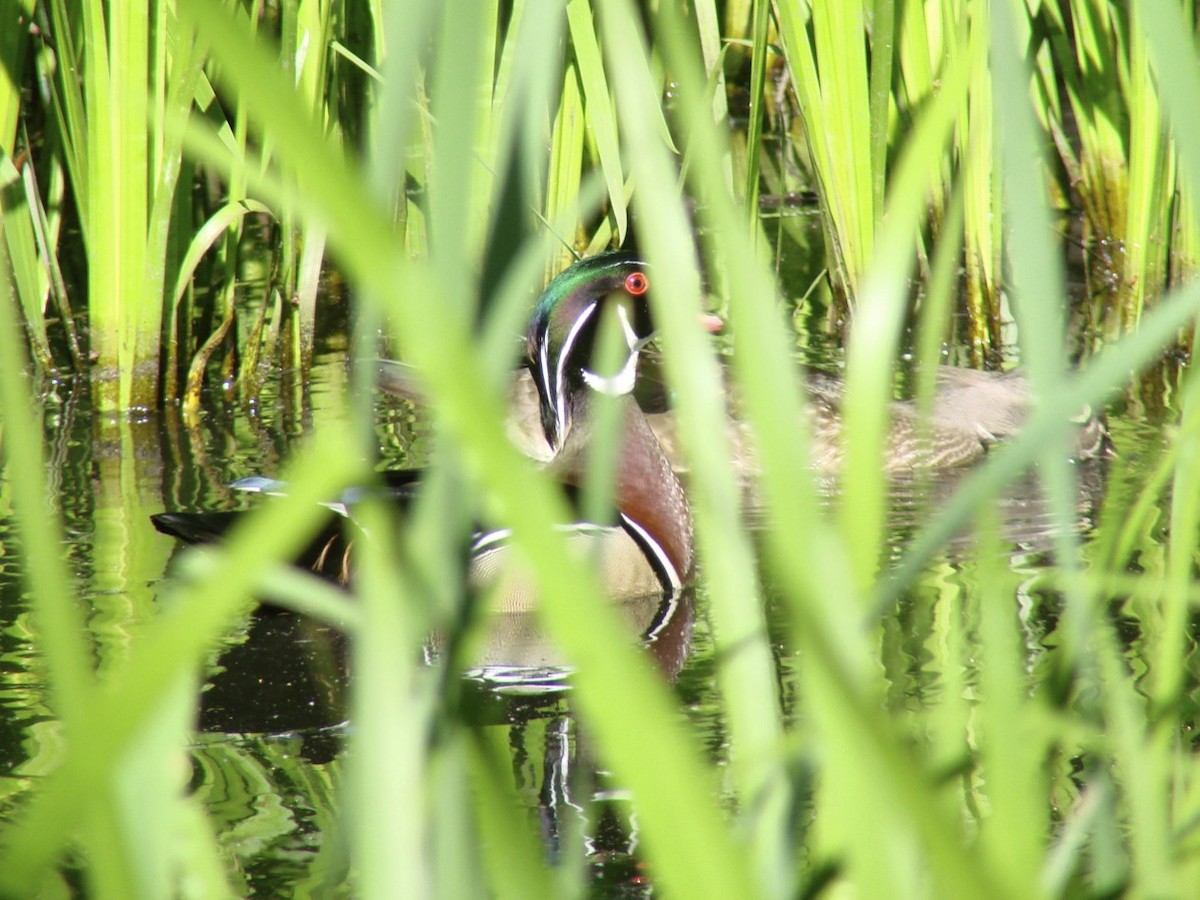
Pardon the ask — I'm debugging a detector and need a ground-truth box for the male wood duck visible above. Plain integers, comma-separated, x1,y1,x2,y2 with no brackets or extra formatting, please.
378,286,1111,476
153,251,694,610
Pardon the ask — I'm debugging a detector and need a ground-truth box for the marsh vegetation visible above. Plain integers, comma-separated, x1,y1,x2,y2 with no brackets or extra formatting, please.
3,0,1200,896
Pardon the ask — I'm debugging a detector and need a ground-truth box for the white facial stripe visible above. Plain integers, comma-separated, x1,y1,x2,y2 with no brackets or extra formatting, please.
537,321,551,401
616,303,640,349
553,300,598,436
620,513,682,592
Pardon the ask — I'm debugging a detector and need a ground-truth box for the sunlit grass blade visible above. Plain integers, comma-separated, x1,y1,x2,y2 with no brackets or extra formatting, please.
566,0,627,243
147,15,206,399
347,7,443,892
1174,164,1200,284
1091,621,1176,893
0,156,54,370
879,278,1200,608
774,1,877,310
0,0,28,147
692,0,732,156
40,0,90,225
1052,1,1134,330
960,10,1003,363
990,2,1093,723
0,426,368,891
1121,7,1172,331
0,235,93,723
1141,0,1200,237
913,179,966,407
973,522,1046,894
868,0,893,216
741,0,771,218
88,0,151,411
21,156,82,368
1158,329,1200,707
347,504,435,898
838,47,970,592
1,20,46,363
546,64,586,270
468,731,557,898
603,3,793,893
425,0,496,297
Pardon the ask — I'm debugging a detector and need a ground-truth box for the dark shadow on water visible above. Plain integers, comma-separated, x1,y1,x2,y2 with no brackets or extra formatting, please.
197,609,349,749
193,586,693,735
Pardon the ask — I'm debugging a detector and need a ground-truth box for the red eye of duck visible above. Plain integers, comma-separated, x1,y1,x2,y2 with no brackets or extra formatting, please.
624,272,649,296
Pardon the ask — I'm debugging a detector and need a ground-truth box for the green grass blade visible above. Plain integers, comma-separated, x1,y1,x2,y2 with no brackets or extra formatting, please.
0,428,368,891
879,277,1200,608
566,0,627,242
603,4,791,893
868,0,895,215
838,47,970,591
741,0,770,217
545,64,586,268
0,231,93,721
974,524,1046,894
0,156,54,370
169,199,274,313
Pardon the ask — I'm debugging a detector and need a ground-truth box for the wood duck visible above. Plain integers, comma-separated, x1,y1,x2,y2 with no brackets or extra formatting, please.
153,251,694,612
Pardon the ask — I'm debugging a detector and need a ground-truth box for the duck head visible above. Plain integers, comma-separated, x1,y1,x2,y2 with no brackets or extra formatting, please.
527,251,655,452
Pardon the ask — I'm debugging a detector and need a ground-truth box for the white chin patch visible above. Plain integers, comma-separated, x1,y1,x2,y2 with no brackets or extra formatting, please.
582,349,639,396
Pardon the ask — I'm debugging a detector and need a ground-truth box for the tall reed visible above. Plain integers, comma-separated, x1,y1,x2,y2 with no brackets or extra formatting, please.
5,1,1194,397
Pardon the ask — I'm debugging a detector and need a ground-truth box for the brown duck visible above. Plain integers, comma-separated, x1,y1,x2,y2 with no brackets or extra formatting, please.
153,251,695,611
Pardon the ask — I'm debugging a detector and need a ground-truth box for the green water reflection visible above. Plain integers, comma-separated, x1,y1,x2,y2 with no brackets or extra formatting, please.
0,337,1186,894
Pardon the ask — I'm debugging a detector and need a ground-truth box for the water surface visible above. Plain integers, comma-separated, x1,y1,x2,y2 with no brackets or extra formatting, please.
0,326,1183,895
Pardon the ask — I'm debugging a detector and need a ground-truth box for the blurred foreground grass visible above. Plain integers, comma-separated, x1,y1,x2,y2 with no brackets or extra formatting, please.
2,0,1200,896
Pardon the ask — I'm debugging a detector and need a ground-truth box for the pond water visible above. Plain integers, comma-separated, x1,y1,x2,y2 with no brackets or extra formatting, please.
0,308,1185,894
